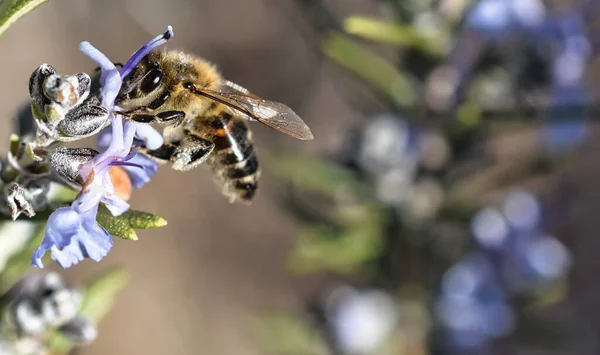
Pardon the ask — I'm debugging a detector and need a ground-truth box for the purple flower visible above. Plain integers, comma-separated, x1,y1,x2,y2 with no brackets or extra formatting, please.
32,206,112,268
543,13,590,150
465,0,546,39
97,125,160,189
32,27,173,268
33,118,138,268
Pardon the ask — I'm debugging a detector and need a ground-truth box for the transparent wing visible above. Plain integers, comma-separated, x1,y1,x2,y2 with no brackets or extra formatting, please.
190,83,314,140
221,80,260,99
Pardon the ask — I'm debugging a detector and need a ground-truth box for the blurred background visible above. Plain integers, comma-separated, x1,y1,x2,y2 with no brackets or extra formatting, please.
2,0,600,354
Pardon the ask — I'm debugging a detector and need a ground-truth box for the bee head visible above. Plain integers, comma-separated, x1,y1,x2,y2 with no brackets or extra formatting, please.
116,52,165,110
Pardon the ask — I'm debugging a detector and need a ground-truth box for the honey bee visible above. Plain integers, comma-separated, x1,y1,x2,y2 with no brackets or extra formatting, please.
114,49,313,203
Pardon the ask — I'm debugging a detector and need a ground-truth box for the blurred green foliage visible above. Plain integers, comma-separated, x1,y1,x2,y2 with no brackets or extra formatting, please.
47,269,131,354
343,16,447,55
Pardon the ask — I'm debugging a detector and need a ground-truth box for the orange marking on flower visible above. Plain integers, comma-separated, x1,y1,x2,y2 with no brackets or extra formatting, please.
76,168,96,199
109,166,132,201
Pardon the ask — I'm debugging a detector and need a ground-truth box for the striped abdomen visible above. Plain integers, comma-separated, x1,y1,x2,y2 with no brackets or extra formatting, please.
196,110,260,203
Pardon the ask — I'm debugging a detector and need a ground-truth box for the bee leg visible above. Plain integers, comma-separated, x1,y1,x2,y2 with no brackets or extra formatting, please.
171,134,215,171
125,111,185,126
139,143,176,164
142,134,214,171
156,111,185,125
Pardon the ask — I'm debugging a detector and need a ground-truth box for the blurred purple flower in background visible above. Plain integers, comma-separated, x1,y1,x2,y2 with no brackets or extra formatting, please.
438,0,594,151
543,10,591,150
437,252,515,350
466,0,546,39
437,190,571,350
324,286,398,355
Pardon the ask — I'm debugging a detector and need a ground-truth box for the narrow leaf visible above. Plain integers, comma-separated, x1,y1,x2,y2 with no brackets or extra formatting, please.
344,16,447,55
123,209,168,229
266,150,360,198
254,312,329,355
288,207,384,274
0,0,47,39
79,268,130,323
96,205,138,241
96,205,167,241
321,31,416,108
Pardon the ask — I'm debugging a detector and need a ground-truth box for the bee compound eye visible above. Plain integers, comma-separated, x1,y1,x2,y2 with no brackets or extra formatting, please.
140,68,163,94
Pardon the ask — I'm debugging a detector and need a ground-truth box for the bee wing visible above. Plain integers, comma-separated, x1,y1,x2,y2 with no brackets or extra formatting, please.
221,80,261,99
192,84,314,140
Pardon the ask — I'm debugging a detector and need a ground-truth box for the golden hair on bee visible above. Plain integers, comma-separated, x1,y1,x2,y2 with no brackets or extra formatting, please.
116,49,223,119
116,47,313,203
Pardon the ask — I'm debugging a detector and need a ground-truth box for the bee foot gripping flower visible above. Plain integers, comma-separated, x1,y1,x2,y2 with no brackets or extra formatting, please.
32,27,173,268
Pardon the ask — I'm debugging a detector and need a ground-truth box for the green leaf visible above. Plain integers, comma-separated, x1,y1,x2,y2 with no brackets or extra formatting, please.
0,0,47,39
254,312,329,355
96,204,167,241
344,16,447,55
96,205,137,240
266,150,361,198
288,206,385,274
125,209,169,229
321,31,416,109
79,268,130,323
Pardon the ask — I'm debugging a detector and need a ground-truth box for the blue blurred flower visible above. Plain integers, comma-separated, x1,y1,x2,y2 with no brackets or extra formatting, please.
325,287,398,355
438,190,571,349
543,12,590,151
466,0,546,39
438,253,514,349
471,190,571,291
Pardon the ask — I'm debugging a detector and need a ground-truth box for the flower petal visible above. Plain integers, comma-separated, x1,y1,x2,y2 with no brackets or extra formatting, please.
78,41,121,107
123,152,159,189
51,243,84,268
101,194,130,216
134,123,164,150
120,25,174,79
32,208,84,268
32,207,114,269
72,181,104,214
96,127,112,151
80,216,113,262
